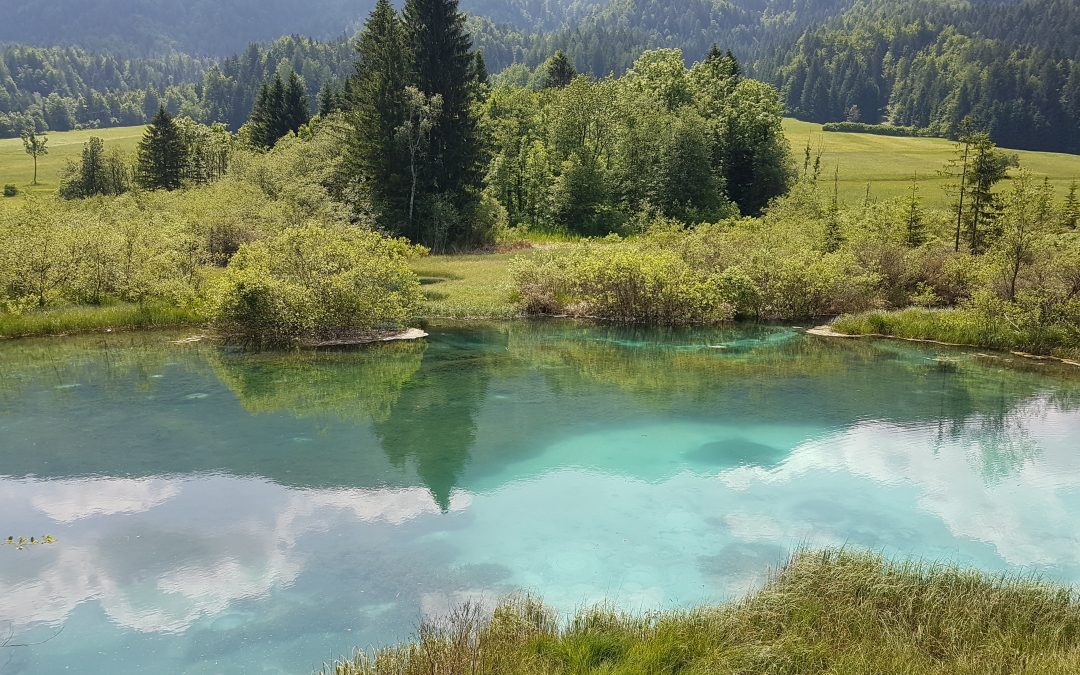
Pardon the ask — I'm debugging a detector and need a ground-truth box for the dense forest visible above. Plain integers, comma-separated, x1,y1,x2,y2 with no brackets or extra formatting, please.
2,0,1079,152
769,0,1080,152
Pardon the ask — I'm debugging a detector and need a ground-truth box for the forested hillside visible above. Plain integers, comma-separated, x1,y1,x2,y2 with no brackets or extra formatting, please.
0,38,355,136
2,0,1079,152
768,0,1080,152
0,0,603,56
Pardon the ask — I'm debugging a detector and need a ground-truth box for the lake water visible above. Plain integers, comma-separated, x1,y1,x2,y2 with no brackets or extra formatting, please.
1,322,1079,673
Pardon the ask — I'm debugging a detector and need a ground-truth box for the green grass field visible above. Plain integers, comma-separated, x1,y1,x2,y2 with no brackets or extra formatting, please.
0,125,145,197
2,120,1077,208
784,118,1080,207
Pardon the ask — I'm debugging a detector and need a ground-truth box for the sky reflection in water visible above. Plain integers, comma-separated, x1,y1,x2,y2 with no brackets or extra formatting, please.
1,321,1078,673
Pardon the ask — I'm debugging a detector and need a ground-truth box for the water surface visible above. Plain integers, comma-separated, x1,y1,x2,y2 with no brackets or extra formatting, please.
1,322,1079,673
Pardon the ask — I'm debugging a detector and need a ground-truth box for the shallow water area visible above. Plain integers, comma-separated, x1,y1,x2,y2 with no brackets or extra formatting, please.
1,321,1079,673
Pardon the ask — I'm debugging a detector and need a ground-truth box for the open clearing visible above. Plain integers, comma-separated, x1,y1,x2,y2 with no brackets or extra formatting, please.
784,118,1080,206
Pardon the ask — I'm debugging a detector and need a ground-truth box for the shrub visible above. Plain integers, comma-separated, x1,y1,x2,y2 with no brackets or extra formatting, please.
822,121,937,138
211,225,424,347
511,244,734,324
2,184,16,197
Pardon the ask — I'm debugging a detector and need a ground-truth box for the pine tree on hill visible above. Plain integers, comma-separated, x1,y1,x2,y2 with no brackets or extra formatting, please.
283,72,311,133
403,0,485,243
348,0,411,230
541,50,577,89
136,105,185,190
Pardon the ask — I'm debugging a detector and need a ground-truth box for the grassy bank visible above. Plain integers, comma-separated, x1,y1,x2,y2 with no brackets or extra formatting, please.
325,548,1080,675
832,308,1080,362
0,303,204,338
0,247,541,338
412,249,547,320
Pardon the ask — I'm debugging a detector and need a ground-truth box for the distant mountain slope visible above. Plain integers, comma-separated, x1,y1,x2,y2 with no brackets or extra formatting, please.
0,0,606,57
0,0,367,56
2,0,1078,153
764,0,1080,152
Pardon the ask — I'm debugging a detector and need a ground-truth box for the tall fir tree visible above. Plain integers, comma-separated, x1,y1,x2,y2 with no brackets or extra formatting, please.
348,0,411,231
283,72,310,133
540,51,577,89
136,105,185,190
1063,179,1079,230
402,0,485,246
823,165,844,253
905,173,926,247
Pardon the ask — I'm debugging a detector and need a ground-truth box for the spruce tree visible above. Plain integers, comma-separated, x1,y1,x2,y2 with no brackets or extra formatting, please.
823,165,844,253
906,173,926,247
403,0,484,245
248,75,289,149
541,51,577,89
136,105,185,190
283,72,310,133
1063,179,1079,230
349,0,411,231
248,82,274,148
80,136,107,196
266,74,288,142
318,82,339,116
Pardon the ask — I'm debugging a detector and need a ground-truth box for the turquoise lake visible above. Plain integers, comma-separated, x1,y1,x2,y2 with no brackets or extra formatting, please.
1,321,1079,673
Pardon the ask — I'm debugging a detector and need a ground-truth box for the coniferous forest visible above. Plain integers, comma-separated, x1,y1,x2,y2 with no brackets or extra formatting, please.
2,0,1079,153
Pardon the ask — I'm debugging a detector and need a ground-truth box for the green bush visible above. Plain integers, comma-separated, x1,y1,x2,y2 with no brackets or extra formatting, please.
511,244,735,324
822,121,937,138
211,225,424,347
2,184,16,197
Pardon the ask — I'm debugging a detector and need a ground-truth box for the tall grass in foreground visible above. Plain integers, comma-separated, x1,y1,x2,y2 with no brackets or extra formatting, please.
832,307,1080,361
324,549,1080,674
0,303,205,338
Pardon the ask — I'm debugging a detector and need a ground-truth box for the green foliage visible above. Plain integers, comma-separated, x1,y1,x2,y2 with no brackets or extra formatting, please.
539,50,576,89
326,548,1080,675
136,106,185,190
481,48,790,235
248,72,311,149
58,136,131,199
345,0,488,250
512,242,737,324
20,129,48,184
823,121,935,137
211,225,424,347
774,2,1080,153
348,0,411,230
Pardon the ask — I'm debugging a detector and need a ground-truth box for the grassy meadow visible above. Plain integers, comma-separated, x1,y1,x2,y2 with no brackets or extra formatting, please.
0,125,145,197
2,121,1078,207
784,118,1080,206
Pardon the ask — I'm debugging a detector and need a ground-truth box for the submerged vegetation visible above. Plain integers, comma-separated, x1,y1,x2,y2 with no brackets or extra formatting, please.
325,548,1080,675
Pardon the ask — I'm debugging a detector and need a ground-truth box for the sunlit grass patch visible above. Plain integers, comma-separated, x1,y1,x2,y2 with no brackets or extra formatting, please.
832,307,1080,361
0,302,205,338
